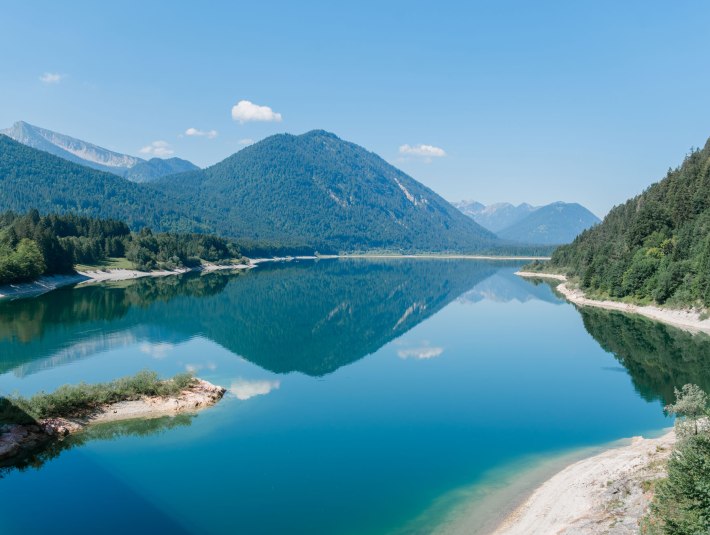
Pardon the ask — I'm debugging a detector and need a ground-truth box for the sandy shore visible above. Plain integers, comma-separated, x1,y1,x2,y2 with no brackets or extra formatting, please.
517,271,710,334
0,379,226,461
491,430,675,535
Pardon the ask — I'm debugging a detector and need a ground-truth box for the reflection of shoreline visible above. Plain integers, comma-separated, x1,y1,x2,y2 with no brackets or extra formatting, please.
516,271,710,334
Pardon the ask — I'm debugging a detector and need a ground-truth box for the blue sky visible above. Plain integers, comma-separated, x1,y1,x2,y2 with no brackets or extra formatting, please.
2,1,710,216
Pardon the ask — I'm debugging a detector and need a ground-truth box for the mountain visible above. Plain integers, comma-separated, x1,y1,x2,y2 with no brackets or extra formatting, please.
453,200,536,232
125,157,198,183
547,139,710,307
1,121,198,182
0,134,202,232
154,130,499,252
0,130,501,253
497,202,600,245
454,200,600,245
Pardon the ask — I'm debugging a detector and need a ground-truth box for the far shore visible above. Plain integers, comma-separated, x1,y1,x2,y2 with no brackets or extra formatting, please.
0,254,548,300
517,271,710,334
343,254,551,261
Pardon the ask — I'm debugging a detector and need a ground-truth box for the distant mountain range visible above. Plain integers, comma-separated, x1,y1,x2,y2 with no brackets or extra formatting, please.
0,129,512,254
453,200,600,245
0,121,198,182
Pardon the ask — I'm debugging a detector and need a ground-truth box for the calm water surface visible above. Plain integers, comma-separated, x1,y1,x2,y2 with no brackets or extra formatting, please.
1,259,708,534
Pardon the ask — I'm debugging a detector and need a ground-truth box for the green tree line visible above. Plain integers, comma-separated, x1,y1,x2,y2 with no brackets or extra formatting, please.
0,210,243,285
543,139,710,308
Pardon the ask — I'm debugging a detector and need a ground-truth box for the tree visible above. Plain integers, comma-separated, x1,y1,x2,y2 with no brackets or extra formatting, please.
666,384,709,438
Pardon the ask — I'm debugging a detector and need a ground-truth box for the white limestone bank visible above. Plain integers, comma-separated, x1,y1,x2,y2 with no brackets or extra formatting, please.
516,271,710,334
491,431,675,535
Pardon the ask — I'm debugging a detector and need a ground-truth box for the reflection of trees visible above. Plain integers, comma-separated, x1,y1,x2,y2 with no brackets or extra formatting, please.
0,411,193,479
580,308,710,405
0,273,235,375
0,260,508,378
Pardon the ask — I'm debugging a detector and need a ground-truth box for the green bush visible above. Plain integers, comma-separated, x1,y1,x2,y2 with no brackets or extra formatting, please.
5,370,196,421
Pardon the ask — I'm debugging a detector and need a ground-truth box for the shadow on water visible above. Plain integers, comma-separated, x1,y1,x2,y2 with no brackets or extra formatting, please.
579,308,710,406
0,259,521,377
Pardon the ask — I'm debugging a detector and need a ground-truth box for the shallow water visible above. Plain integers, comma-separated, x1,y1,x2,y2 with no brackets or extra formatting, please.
0,259,706,534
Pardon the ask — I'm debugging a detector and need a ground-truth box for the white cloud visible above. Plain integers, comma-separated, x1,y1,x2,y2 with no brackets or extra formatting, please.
399,144,447,158
139,140,174,157
139,342,174,359
39,72,65,84
397,346,444,360
231,100,282,123
230,378,280,400
185,127,218,139
238,138,255,146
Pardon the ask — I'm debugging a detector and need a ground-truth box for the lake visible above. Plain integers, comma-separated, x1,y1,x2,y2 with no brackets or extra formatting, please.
1,259,708,534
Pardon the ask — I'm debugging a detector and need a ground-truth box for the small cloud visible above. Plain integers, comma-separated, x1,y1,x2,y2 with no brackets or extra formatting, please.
399,144,447,159
185,127,218,139
397,345,444,360
139,342,174,359
238,138,255,146
231,100,282,123
139,140,174,157
229,378,280,400
39,72,65,84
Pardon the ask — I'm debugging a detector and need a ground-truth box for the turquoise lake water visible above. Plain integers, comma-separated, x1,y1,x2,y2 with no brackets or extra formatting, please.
2,259,709,534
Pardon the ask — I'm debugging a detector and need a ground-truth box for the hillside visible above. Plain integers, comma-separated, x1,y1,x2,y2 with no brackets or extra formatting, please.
0,135,201,232
546,140,710,307
497,202,600,244
155,130,499,252
1,121,198,182
455,200,600,244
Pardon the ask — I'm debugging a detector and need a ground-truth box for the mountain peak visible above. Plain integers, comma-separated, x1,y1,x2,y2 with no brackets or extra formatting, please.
1,121,198,183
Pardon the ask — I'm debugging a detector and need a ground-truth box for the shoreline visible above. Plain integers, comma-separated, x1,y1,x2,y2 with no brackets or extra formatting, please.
343,254,551,261
516,271,710,334
489,429,675,534
0,262,254,300
0,255,547,301
0,378,226,462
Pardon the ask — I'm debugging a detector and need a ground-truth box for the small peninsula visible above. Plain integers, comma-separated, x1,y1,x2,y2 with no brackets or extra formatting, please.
0,371,226,463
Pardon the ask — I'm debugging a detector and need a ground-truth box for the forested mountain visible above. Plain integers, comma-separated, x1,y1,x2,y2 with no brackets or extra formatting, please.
497,202,600,244
1,121,198,182
0,135,203,232
454,200,600,244
546,140,710,307
154,130,499,252
125,157,198,183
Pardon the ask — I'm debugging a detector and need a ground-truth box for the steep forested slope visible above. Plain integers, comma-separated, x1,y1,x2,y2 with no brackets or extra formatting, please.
548,141,710,307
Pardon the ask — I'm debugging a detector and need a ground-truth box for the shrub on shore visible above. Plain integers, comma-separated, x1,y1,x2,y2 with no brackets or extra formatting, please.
1,370,195,422
641,384,710,534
